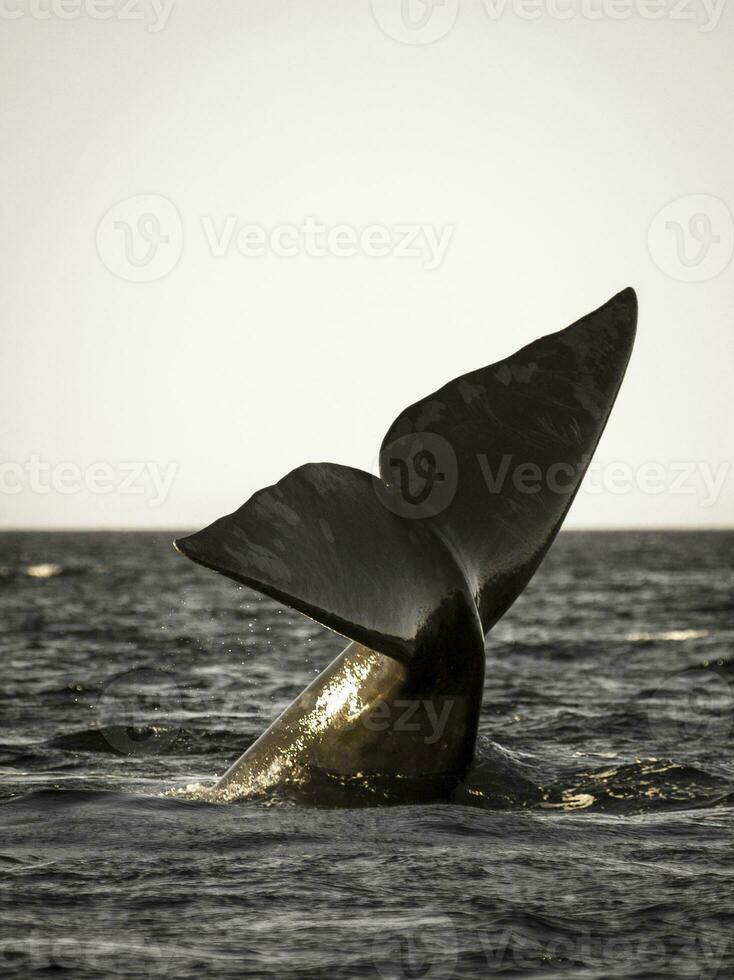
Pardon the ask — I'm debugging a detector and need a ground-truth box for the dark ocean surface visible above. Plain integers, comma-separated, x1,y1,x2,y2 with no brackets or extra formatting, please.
0,530,732,978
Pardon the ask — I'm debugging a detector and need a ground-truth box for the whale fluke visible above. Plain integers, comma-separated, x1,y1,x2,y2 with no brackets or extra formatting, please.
174,289,637,802
380,286,637,633
175,462,475,666
175,288,636,664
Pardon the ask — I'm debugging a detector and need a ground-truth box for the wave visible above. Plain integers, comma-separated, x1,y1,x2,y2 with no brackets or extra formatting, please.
0,563,91,581
626,629,710,642
540,759,733,813
44,726,254,758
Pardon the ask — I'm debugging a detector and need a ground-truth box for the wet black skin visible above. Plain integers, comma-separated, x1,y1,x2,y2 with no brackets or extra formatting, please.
212,594,486,803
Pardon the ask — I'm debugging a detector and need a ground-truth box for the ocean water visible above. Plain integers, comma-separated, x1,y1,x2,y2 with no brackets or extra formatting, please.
1,530,732,978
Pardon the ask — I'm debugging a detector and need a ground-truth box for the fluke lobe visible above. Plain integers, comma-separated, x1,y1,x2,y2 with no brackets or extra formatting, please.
175,289,637,803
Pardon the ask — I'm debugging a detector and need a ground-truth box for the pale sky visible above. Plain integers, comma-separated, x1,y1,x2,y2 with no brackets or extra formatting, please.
2,0,732,529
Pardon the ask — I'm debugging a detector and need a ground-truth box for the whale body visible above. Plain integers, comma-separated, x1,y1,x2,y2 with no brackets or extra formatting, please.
175,289,637,803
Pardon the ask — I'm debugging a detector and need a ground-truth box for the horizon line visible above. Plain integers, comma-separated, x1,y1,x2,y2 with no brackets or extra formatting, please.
1,525,733,534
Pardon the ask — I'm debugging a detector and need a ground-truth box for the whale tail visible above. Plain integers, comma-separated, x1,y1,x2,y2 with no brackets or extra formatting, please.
175,288,637,663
